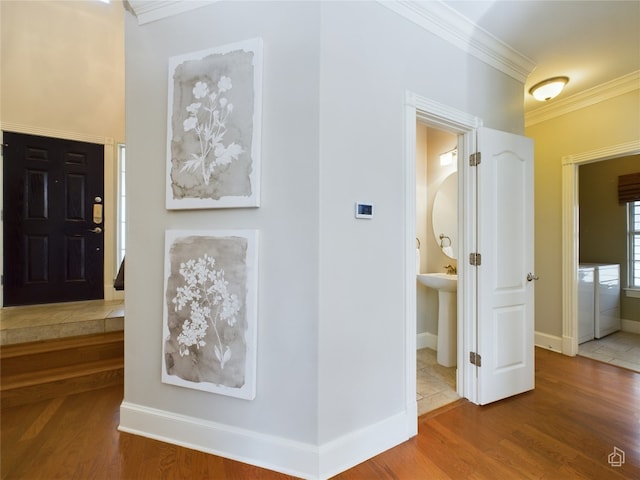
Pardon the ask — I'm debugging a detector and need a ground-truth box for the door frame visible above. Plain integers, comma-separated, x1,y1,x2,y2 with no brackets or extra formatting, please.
404,92,482,410
0,122,122,306
561,139,640,355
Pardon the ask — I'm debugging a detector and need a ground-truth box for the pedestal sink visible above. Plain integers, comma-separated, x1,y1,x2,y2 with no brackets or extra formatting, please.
417,273,457,367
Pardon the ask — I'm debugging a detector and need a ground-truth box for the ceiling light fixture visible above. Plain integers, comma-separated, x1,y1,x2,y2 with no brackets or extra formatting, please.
529,76,569,101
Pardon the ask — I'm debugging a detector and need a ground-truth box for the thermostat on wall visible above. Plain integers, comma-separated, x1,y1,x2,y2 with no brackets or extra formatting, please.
355,202,374,219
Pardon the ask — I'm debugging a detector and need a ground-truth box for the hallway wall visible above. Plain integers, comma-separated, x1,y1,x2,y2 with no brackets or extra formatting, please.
122,1,524,477
526,89,640,338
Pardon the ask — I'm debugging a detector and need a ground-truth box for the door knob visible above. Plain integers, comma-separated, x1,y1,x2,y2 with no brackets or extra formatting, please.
527,272,539,282
89,227,103,234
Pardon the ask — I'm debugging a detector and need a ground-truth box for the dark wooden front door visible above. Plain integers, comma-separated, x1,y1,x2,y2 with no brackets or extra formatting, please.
3,132,104,306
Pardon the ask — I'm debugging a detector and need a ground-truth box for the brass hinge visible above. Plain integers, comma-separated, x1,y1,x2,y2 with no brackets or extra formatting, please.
469,152,481,166
470,352,482,367
469,252,482,266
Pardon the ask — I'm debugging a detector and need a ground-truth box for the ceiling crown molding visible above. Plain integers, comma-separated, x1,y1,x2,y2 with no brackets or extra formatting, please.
127,0,536,83
379,0,536,83
126,0,217,25
526,70,640,127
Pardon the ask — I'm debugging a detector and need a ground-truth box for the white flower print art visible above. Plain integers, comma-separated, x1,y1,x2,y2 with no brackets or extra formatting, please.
166,39,262,209
162,230,258,399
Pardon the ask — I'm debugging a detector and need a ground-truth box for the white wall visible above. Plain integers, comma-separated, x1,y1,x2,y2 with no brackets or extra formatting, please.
1,0,124,138
526,90,640,339
122,2,524,478
122,0,321,451
316,0,521,458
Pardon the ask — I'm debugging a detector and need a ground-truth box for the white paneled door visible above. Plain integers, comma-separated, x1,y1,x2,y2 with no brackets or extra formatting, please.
475,127,535,405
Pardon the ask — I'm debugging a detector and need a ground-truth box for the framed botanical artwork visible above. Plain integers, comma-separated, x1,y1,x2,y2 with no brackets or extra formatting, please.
162,229,259,400
166,38,263,209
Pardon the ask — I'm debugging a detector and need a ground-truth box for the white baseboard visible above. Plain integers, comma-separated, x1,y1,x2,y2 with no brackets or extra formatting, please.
534,331,563,353
318,410,414,479
538,321,640,358
119,401,317,479
417,332,437,350
119,401,415,480
622,319,640,334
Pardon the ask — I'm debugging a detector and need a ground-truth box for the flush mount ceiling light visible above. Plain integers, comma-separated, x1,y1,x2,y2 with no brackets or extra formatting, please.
529,76,569,101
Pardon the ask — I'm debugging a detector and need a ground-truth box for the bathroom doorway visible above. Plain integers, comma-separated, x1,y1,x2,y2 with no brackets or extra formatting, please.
406,94,535,413
415,123,460,414
404,94,480,416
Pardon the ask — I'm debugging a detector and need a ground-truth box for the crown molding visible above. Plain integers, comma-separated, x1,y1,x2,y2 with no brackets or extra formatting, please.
379,1,536,83
526,70,640,127
127,0,537,84
126,1,217,25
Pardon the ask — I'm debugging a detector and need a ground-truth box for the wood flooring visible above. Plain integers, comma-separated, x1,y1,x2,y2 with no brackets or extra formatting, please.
2,347,639,479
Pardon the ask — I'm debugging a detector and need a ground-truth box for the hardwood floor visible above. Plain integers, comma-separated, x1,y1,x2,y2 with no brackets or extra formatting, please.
2,348,639,479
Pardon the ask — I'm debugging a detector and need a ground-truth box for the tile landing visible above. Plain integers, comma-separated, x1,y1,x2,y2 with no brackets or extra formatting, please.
417,347,459,416
578,331,640,373
0,300,124,346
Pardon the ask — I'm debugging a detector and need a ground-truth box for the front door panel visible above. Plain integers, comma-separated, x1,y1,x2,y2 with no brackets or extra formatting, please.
3,132,104,306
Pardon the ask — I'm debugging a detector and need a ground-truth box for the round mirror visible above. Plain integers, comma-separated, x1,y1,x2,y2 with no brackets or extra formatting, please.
432,172,457,258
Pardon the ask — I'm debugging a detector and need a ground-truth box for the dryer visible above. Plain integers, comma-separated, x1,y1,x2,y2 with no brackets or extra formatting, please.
578,263,621,342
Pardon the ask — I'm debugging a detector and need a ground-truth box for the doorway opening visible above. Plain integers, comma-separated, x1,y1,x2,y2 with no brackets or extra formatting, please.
560,141,640,357
404,92,482,415
1,127,123,345
415,123,460,415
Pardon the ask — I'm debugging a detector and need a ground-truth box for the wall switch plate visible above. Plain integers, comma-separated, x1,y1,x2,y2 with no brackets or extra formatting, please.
355,202,373,219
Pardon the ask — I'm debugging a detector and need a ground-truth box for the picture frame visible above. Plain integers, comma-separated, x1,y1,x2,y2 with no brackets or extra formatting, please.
166,38,263,209
162,229,259,399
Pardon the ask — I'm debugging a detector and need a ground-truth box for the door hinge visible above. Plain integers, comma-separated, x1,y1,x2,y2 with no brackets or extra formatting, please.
470,352,482,366
469,152,481,166
1,143,7,156
469,252,482,266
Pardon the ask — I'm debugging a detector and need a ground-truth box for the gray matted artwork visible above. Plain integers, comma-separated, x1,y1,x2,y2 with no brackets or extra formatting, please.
166,38,262,209
162,229,258,399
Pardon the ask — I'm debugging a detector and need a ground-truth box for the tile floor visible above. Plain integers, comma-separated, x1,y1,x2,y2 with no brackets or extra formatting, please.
578,331,640,373
417,347,459,416
0,300,125,346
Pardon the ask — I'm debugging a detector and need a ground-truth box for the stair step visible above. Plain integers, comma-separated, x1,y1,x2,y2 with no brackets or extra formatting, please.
1,331,124,375
1,358,124,408
2,357,123,390
0,331,124,408
1,330,124,359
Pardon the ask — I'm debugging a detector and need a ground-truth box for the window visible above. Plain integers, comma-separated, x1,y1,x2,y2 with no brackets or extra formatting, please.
629,200,640,288
117,144,126,271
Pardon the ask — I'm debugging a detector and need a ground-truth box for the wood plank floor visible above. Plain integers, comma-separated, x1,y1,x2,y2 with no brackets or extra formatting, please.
2,348,639,479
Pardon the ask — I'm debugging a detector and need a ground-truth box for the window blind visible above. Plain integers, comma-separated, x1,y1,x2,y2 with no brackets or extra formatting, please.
618,172,640,204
